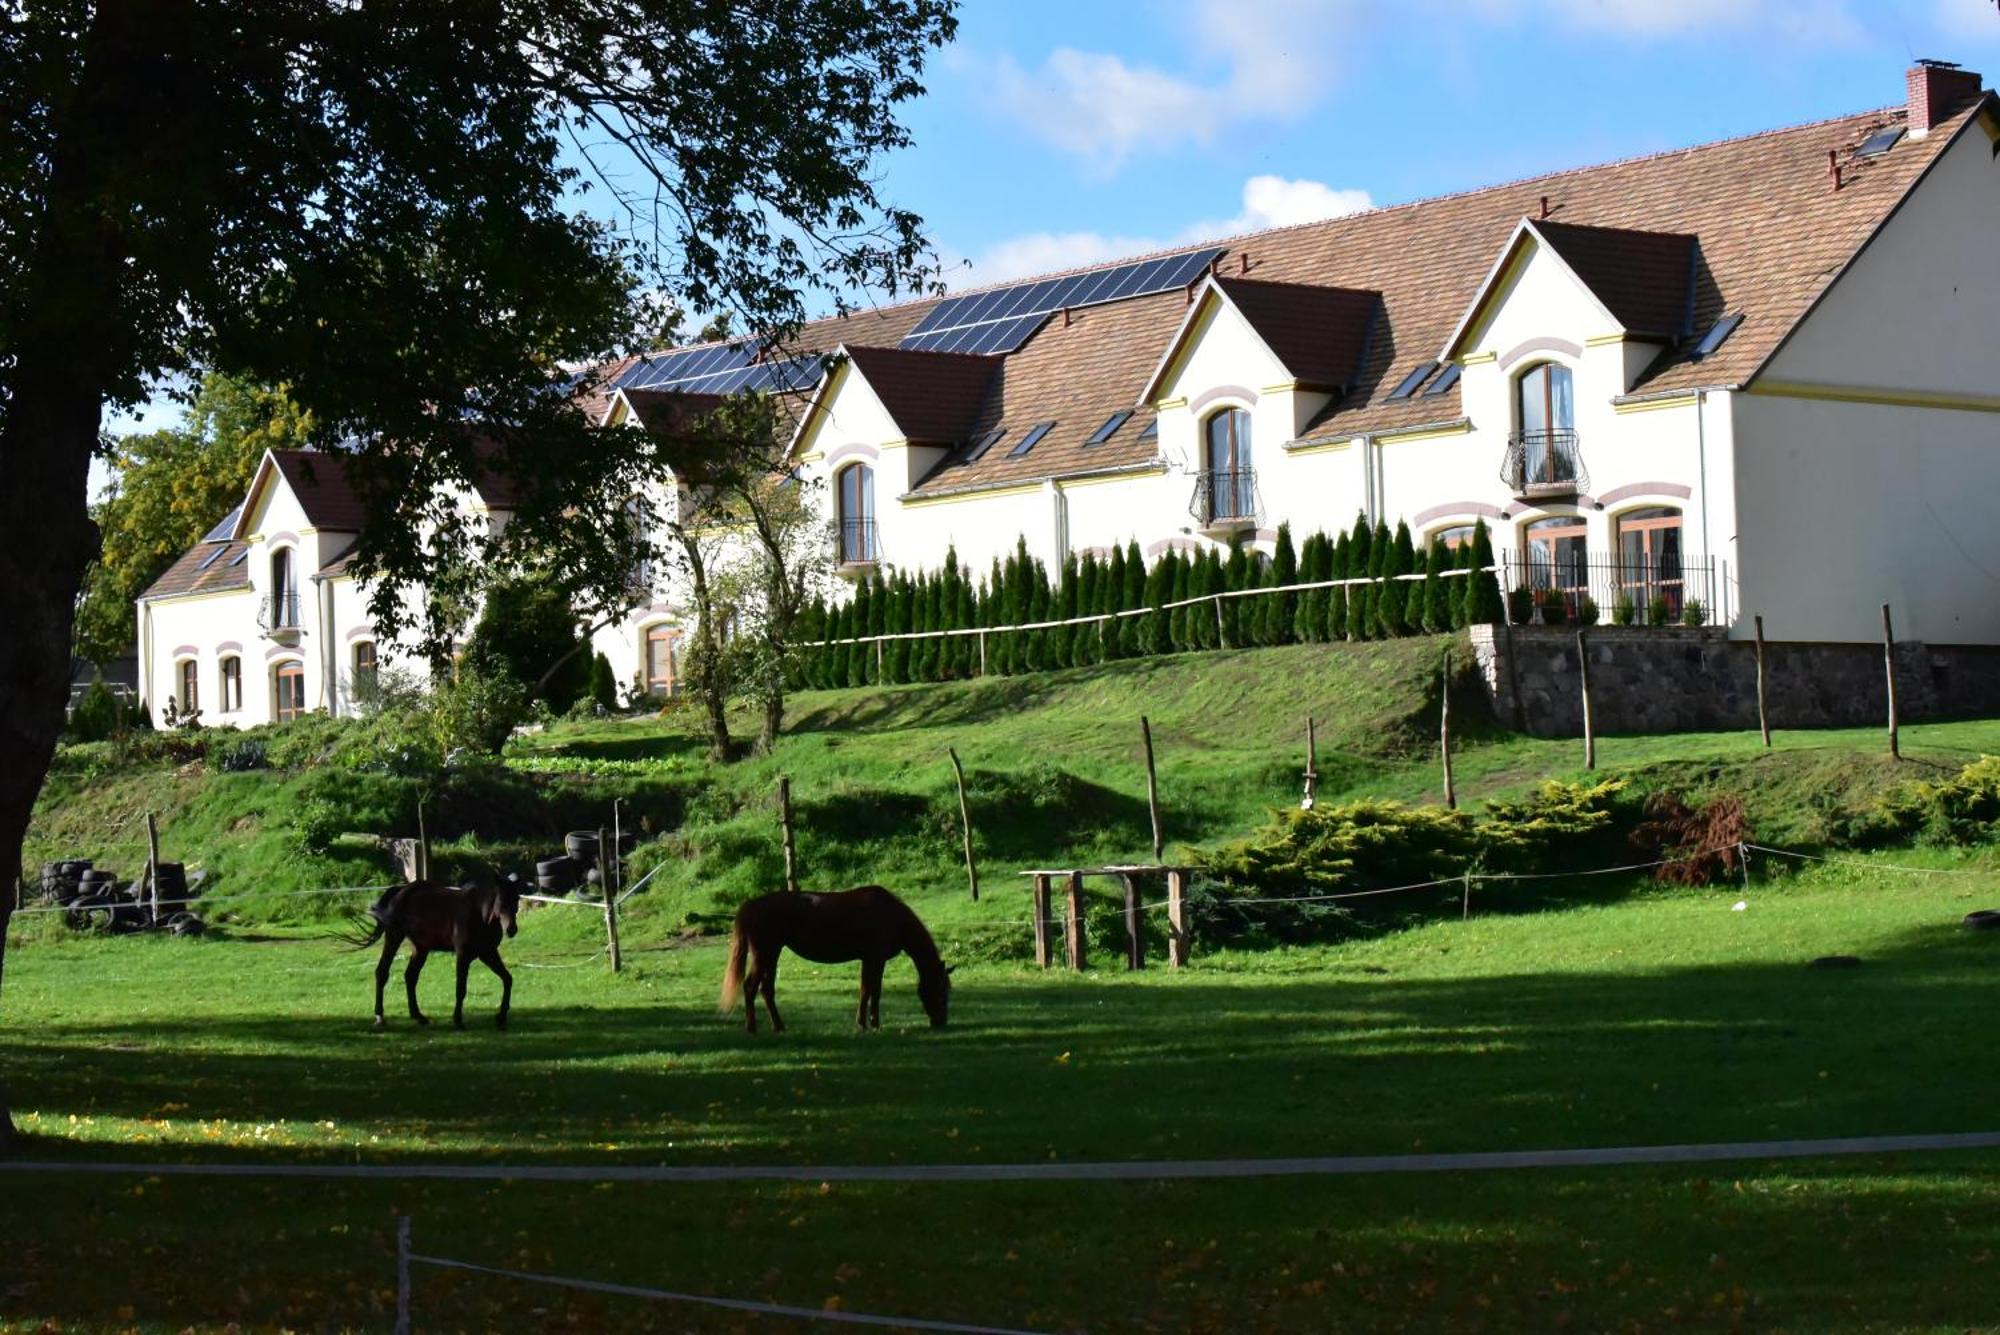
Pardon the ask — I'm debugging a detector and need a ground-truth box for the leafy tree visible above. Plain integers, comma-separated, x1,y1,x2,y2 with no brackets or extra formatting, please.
76,373,312,661
589,652,619,712
0,0,955,1145
462,573,593,712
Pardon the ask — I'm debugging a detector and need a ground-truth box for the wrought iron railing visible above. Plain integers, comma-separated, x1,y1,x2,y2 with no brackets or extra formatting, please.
1498,551,1725,626
257,592,301,633
1190,468,1258,525
837,518,880,565
1501,428,1588,497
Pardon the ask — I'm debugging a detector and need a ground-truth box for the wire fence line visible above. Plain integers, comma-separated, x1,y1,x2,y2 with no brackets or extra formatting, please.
814,565,1486,647
396,1218,1048,1335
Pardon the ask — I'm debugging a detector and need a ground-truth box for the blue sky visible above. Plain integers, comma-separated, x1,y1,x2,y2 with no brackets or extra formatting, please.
104,0,2000,449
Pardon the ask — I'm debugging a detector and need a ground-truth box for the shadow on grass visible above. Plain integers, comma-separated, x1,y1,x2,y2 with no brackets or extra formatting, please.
7,918,1996,1173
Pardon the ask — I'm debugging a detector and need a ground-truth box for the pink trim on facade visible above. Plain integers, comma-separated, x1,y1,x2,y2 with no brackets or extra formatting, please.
1143,536,1202,558
1597,481,1693,506
172,645,199,659
266,645,302,662
343,624,378,642
1189,385,1259,415
824,442,883,471
1410,500,1506,527
214,641,242,656
264,531,302,549
1498,336,1583,371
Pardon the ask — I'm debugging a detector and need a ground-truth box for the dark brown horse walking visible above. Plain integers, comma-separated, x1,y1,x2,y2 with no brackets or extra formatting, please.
346,876,521,1029
720,886,952,1033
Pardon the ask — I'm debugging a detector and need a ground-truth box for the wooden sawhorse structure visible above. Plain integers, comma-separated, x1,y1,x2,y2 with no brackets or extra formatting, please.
1020,865,1191,970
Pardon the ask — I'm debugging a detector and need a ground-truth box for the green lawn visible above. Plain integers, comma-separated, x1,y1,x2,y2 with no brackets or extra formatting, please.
5,849,2000,1331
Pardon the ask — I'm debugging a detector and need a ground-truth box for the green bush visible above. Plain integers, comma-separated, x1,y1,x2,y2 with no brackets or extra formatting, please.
1612,594,1637,626
66,674,123,742
1507,586,1535,624
1477,778,1629,873
1575,596,1600,627
1647,595,1672,627
1878,756,2000,846
462,574,592,710
589,652,619,713
1681,599,1705,628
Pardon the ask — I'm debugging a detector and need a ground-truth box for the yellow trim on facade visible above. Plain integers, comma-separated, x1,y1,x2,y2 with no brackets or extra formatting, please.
1260,380,1300,395
1153,395,1189,412
1461,351,1498,366
1148,296,1221,407
1286,437,1354,457
1055,470,1150,492
1379,421,1472,445
1584,333,1626,348
797,450,825,464
145,586,256,608
1613,394,1698,415
900,481,1046,508
1453,246,1534,358
1751,379,2000,415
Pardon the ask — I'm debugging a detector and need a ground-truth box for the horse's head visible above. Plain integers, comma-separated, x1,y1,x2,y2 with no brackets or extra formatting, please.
488,877,522,939
918,963,954,1028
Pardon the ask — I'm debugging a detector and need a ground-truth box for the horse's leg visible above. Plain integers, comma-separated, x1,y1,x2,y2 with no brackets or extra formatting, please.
404,947,431,1026
482,947,513,1030
862,957,885,1031
372,931,403,1028
453,948,473,1030
854,967,869,1029
761,952,784,1034
742,947,761,1035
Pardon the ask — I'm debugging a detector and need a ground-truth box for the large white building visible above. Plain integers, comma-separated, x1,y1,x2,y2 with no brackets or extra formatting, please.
139,62,2000,728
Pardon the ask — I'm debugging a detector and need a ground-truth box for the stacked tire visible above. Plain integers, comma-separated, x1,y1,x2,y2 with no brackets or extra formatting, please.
147,861,191,915
536,856,580,895
39,860,92,905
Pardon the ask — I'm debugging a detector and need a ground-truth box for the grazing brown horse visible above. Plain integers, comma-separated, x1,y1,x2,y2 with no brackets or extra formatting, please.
346,876,520,1030
720,886,951,1033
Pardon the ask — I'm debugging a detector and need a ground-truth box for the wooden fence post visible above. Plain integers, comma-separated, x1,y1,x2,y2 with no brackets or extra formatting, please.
1576,629,1596,771
1166,868,1190,968
1120,872,1144,970
1882,602,1900,760
1301,716,1318,809
1440,649,1456,810
416,802,430,882
1140,716,1164,864
1754,614,1772,748
947,748,978,901
1065,870,1087,972
599,824,622,972
777,776,799,894
1031,874,1052,968
145,811,161,925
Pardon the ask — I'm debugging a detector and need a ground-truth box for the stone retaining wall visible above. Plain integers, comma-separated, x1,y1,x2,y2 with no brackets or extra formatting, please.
1468,624,2000,738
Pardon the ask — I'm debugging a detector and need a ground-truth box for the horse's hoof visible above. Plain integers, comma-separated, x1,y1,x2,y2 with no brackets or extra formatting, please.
413,1016,430,1027
372,1016,386,1030
496,1015,509,1031
452,1019,465,1031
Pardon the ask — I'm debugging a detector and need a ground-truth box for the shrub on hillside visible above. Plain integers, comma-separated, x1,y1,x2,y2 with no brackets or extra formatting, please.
1630,790,1751,885
1196,799,1477,898
1877,755,2000,846
67,674,124,742
1477,778,1629,873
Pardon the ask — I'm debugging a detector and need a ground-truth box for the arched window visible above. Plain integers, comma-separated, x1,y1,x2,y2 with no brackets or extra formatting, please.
1201,408,1253,522
352,641,378,693
644,624,679,696
176,658,200,715
218,656,242,714
837,463,876,563
1616,506,1684,619
1514,363,1576,490
273,660,306,722
1523,515,1590,618
268,547,298,629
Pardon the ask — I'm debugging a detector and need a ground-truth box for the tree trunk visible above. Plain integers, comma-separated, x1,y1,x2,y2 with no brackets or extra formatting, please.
758,684,784,755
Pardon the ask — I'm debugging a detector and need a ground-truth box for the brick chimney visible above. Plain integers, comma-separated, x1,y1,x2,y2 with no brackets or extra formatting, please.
1908,59,1983,137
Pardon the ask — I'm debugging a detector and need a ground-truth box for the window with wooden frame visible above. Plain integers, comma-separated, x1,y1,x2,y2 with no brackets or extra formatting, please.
177,659,199,714
644,624,679,695
273,660,306,722
1514,362,1577,488
836,463,876,563
1523,515,1590,614
1615,507,1685,614
218,656,242,713
1202,408,1254,520
352,640,378,691
1430,524,1478,552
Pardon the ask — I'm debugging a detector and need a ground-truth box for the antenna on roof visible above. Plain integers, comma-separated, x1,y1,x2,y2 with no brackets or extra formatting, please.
1915,57,1961,70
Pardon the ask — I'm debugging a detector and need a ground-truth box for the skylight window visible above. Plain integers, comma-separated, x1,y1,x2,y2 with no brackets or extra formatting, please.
964,426,1006,462
1689,313,1743,360
1422,363,1462,397
1086,410,1132,445
1855,126,1903,159
1137,417,1159,442
228,550,249,567
194,546,228,572
1009,421,1055,457
1386,361,1439,401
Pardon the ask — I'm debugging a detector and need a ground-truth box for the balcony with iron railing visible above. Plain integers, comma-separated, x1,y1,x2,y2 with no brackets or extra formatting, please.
1498,550,1727,627
836,518,880,571
1190,468,1258,529
257,591,302,642
1502,428,1589,499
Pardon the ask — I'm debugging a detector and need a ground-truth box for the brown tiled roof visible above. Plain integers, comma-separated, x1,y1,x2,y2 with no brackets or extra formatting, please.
142,538,250,599
604,95,1988,479
268,449,369,531
841,346,999,444
1532,220,1697,339
1213,276,1381,389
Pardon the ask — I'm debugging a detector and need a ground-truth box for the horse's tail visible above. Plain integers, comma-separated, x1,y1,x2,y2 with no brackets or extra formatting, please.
330,886,400,951
718,916,749,1014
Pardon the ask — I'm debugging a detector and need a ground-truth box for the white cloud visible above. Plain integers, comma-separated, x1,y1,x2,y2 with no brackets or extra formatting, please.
948,174,1374,289
1464,0,1862,39
1931,0,2000,40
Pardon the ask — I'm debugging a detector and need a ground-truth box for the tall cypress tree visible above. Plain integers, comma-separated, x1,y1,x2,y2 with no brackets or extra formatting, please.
1392,521,1420,636
1142,551,1171,654
1117,539,1147,657
1269,523,1298,646
1167,551,1191,652
1371,519,1401,639
955,564,978,677
1052,553,1078,670
1294,533,1322,643
985,557,1006,675
1100,544,1128,660
1420,536,1448,634
1467,518,1505,625
1346,517,1373,641
881,571,906,682
1327,532,1350,642
1449,540,1472,630
1220,545,1248,649
1072,553,1099,666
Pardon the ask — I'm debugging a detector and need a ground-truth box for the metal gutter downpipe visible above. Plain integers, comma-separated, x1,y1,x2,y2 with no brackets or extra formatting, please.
1695,390,1716,623
310,572,335,716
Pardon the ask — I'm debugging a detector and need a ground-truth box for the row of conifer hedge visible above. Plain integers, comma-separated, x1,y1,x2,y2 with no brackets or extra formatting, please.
793,516,1506,690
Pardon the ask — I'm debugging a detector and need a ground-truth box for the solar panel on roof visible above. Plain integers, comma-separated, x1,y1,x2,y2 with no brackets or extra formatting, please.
1386,361,1439,401
1422,363,1462,398
1009,422,1055,458
201,506,244,545
1855,126,1903,159
1086,410,1132,445
963,426,1006,463
1690,313,1743,359
900,247,1226,357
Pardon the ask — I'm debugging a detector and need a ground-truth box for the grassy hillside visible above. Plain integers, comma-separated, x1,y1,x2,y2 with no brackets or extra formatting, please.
23,633,2000,948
